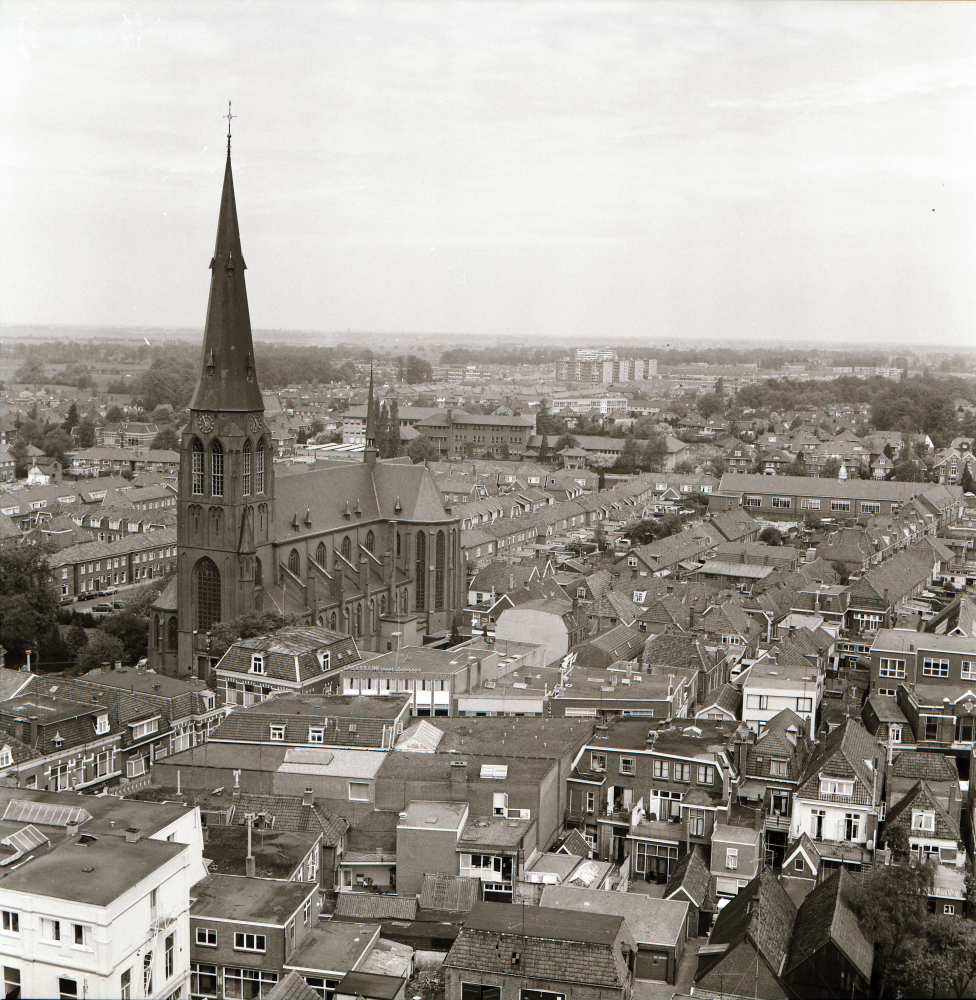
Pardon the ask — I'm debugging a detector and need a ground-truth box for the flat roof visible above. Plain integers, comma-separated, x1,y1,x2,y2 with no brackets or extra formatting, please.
336,972,405,1000
1,835,186,905
205,827,321,879
457,814,535,850
539,886,688,946
2,694,96,723
345,647,486,675
241,695,410,719
77,669,210,697
191,873,316,923
277,748,387,779
399,800,468,831
871,629,976,655
463,899,622,944
285,923,378,975
712,823,761,846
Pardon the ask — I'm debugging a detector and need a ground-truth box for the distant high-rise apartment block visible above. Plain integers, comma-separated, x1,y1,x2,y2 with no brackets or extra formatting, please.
558,352,657,383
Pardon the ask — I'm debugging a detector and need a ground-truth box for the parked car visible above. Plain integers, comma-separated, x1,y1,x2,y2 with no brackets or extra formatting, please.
92,603,114,614
111,600,125,610
59,595,77,606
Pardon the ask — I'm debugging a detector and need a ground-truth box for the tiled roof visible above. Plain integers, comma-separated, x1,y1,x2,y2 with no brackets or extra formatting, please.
698,683,741,717
642,631,710,673
664,845,710,907
884,779,961,842
445,901,630,989
784,868,873,981
701,868,797,980
890,750,958,782
848,542,938,606
559,829,592,858
265,972,321,1000
334,894,418,920
217,627,362,684
419,873,479,911
796,719,885,808
229,792,348,845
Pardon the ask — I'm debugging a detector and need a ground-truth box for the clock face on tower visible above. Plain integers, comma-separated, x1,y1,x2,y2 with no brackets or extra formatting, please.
198,413,214,434
249,415,262,435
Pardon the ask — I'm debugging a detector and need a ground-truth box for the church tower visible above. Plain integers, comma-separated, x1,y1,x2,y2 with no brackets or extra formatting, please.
176,120,272,677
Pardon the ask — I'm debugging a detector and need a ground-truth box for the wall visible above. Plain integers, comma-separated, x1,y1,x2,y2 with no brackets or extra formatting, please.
396,825,461,896
495,609,569,664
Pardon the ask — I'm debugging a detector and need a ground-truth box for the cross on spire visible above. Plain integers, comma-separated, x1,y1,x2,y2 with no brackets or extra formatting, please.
224,101,236,154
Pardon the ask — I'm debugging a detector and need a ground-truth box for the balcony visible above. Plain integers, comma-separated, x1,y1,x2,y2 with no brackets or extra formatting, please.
565,806,594,825
763,812,791,831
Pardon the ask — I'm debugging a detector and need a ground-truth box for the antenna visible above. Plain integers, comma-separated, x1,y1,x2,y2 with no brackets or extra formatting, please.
224,101,236,155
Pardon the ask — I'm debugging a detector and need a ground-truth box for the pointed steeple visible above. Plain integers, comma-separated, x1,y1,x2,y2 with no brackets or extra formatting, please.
190,142,264,413
364,362,378,467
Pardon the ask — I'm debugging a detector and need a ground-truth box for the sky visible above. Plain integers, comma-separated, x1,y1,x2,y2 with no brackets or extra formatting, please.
1,0,974,346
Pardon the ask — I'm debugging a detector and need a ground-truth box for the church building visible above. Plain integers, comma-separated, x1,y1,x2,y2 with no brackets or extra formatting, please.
149,136,463,679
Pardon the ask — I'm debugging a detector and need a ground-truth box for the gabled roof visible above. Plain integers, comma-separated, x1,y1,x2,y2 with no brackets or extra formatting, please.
664,845,710,907
784,832,822,872
890,750,958,783
796,719,884,804
784,868,873,982
698,683,741,718
419,873,479,912
884,779,961,842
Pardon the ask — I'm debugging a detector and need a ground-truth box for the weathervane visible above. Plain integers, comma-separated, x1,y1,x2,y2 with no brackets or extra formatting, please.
224,101,236,154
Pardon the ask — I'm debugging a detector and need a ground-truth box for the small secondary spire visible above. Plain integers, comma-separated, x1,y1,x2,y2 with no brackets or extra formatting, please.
224,101,236,155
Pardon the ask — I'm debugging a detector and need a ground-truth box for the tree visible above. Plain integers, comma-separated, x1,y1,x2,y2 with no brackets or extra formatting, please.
65,625,90,658
106,405,124,423
638,431,668,472
820,458,842,479
150,426,180,451
697,392,724,419
208,610,302,659
554,434,579,452
404,355,433,384
960,464,975,494
42,428,75,467
597,469,606,491
76,630,125,674
593,523,608,552
74,418,97,448
0,542,58,662
386,399,400,457
759,526,784,546
62,401,80,433
498,442,510,461
538,434,550,464
99,609,150,664
673,459,697,474
406,434,439,464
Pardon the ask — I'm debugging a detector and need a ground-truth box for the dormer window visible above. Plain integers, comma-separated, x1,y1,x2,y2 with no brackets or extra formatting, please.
912,810,935,832
270,725,285,741
318,651,331,672
94,714,110,736
0,746,12,768
820,778,853,797
251,654,265,675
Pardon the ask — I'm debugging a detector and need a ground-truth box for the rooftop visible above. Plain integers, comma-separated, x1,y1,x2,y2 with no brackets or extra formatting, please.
539,886,688,946
462,899,623,945
399,799,469,831
191,873,316,924
285,923,378,976
457,814,535,850
236,694,410,720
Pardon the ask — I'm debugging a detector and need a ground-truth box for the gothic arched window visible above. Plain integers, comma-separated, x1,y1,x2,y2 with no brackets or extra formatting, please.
254,558,263,588
242,440,252,496
369,600,376,632
153,614,161,648
256,438,266,493
167,616,178,650
365,530,375,554
435,530,446,611
191,440,204,496
288,549,300,576
211,440,224,497
330,611,337,631
341,537,351,560
415,531,426,610
316,542,326,567
356,603,363,636
196,557,221,631
380,594,386,617
396,532,401,558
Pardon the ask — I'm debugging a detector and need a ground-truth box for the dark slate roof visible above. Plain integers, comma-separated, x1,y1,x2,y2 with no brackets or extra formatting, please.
231,792,348,846
265,971,321,1000
445,901,629,989
664,845,710,907
699,683,741,717
333,894,418,921
642,631,711,673
884,780,961,842
784,832,822,872
745,708,808,782
795,719,885,808
701,868,797,980
890,750,958,782
419,873,479,912
784,868,873,981
558,829,592,859
216,626,362,683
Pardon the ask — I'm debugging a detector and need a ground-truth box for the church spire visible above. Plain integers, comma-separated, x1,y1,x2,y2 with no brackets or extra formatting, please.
364,361,378,467
190,109,263,413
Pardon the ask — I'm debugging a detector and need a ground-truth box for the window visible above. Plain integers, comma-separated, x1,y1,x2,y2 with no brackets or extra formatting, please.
1,910,18,934
462,986,502,1000
270,725,285,741
73,923,89,947
4,967,20,1000
256,441,265,493
697,765,713,784
796,697,813,713
794,857,804,871
860,502,881,514
481,764,509,779
652,760,669,779
242,440,251,496
771,497,791,509
689,808,705,837
620,757,636,775
912,811,935,831
944,904,955,916
59,978,77,1000
304,899,312,926
590,753,607,772
889,723,902,742
223,968,278,999
40,918,61,941
770,759,788,777
196,927,217,947
585,790,595,814
251,653,265,674
746,694,770,710
743,496,762,507
800,498,821,510
962,661,976,681
192,440,204,495
675,763,690,782
924,717,940,741
131,717,159,739
196,557,221,631
726,848,737,870
234,932,266,952
211,440,224,496
415,530,426,610
308,727,324,744
820,779,854,796
191,964,218,997
165,933,174,979
348,781,369,801
830,501,851,512
844,813,860,840
879,658,906,678
922,659,949,678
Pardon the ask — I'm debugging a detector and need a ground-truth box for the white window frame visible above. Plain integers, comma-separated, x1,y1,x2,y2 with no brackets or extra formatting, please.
922,658,949,678
270,725,285,742
800,498,820,510
308,727,324,744
348,781,369,801
233,932,266,953
860,502,881,514
726,848,738,870
619,757,636,776
251,654,265,674
196,927,217,947
962,661,976,681
830,501,851,512
879,658,906,679
743,496,762,507
590,752,607,773
771,497,791,509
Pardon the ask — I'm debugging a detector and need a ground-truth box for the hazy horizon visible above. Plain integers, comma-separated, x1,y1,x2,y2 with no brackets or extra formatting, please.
2,1,974,345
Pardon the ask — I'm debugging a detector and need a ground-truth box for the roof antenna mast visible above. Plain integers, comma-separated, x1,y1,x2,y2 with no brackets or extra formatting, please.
224,101,236,156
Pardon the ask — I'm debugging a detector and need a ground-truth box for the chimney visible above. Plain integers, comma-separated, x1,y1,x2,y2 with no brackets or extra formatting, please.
29,717,39,748
572,597,580,617
303,787,314,807
510,574,515,591
125,828,141,843
66,820,81,838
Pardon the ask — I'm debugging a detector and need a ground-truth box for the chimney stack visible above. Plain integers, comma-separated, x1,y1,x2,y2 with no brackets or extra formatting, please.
125,828,141,843
303,787,314,807
29,717,39,747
